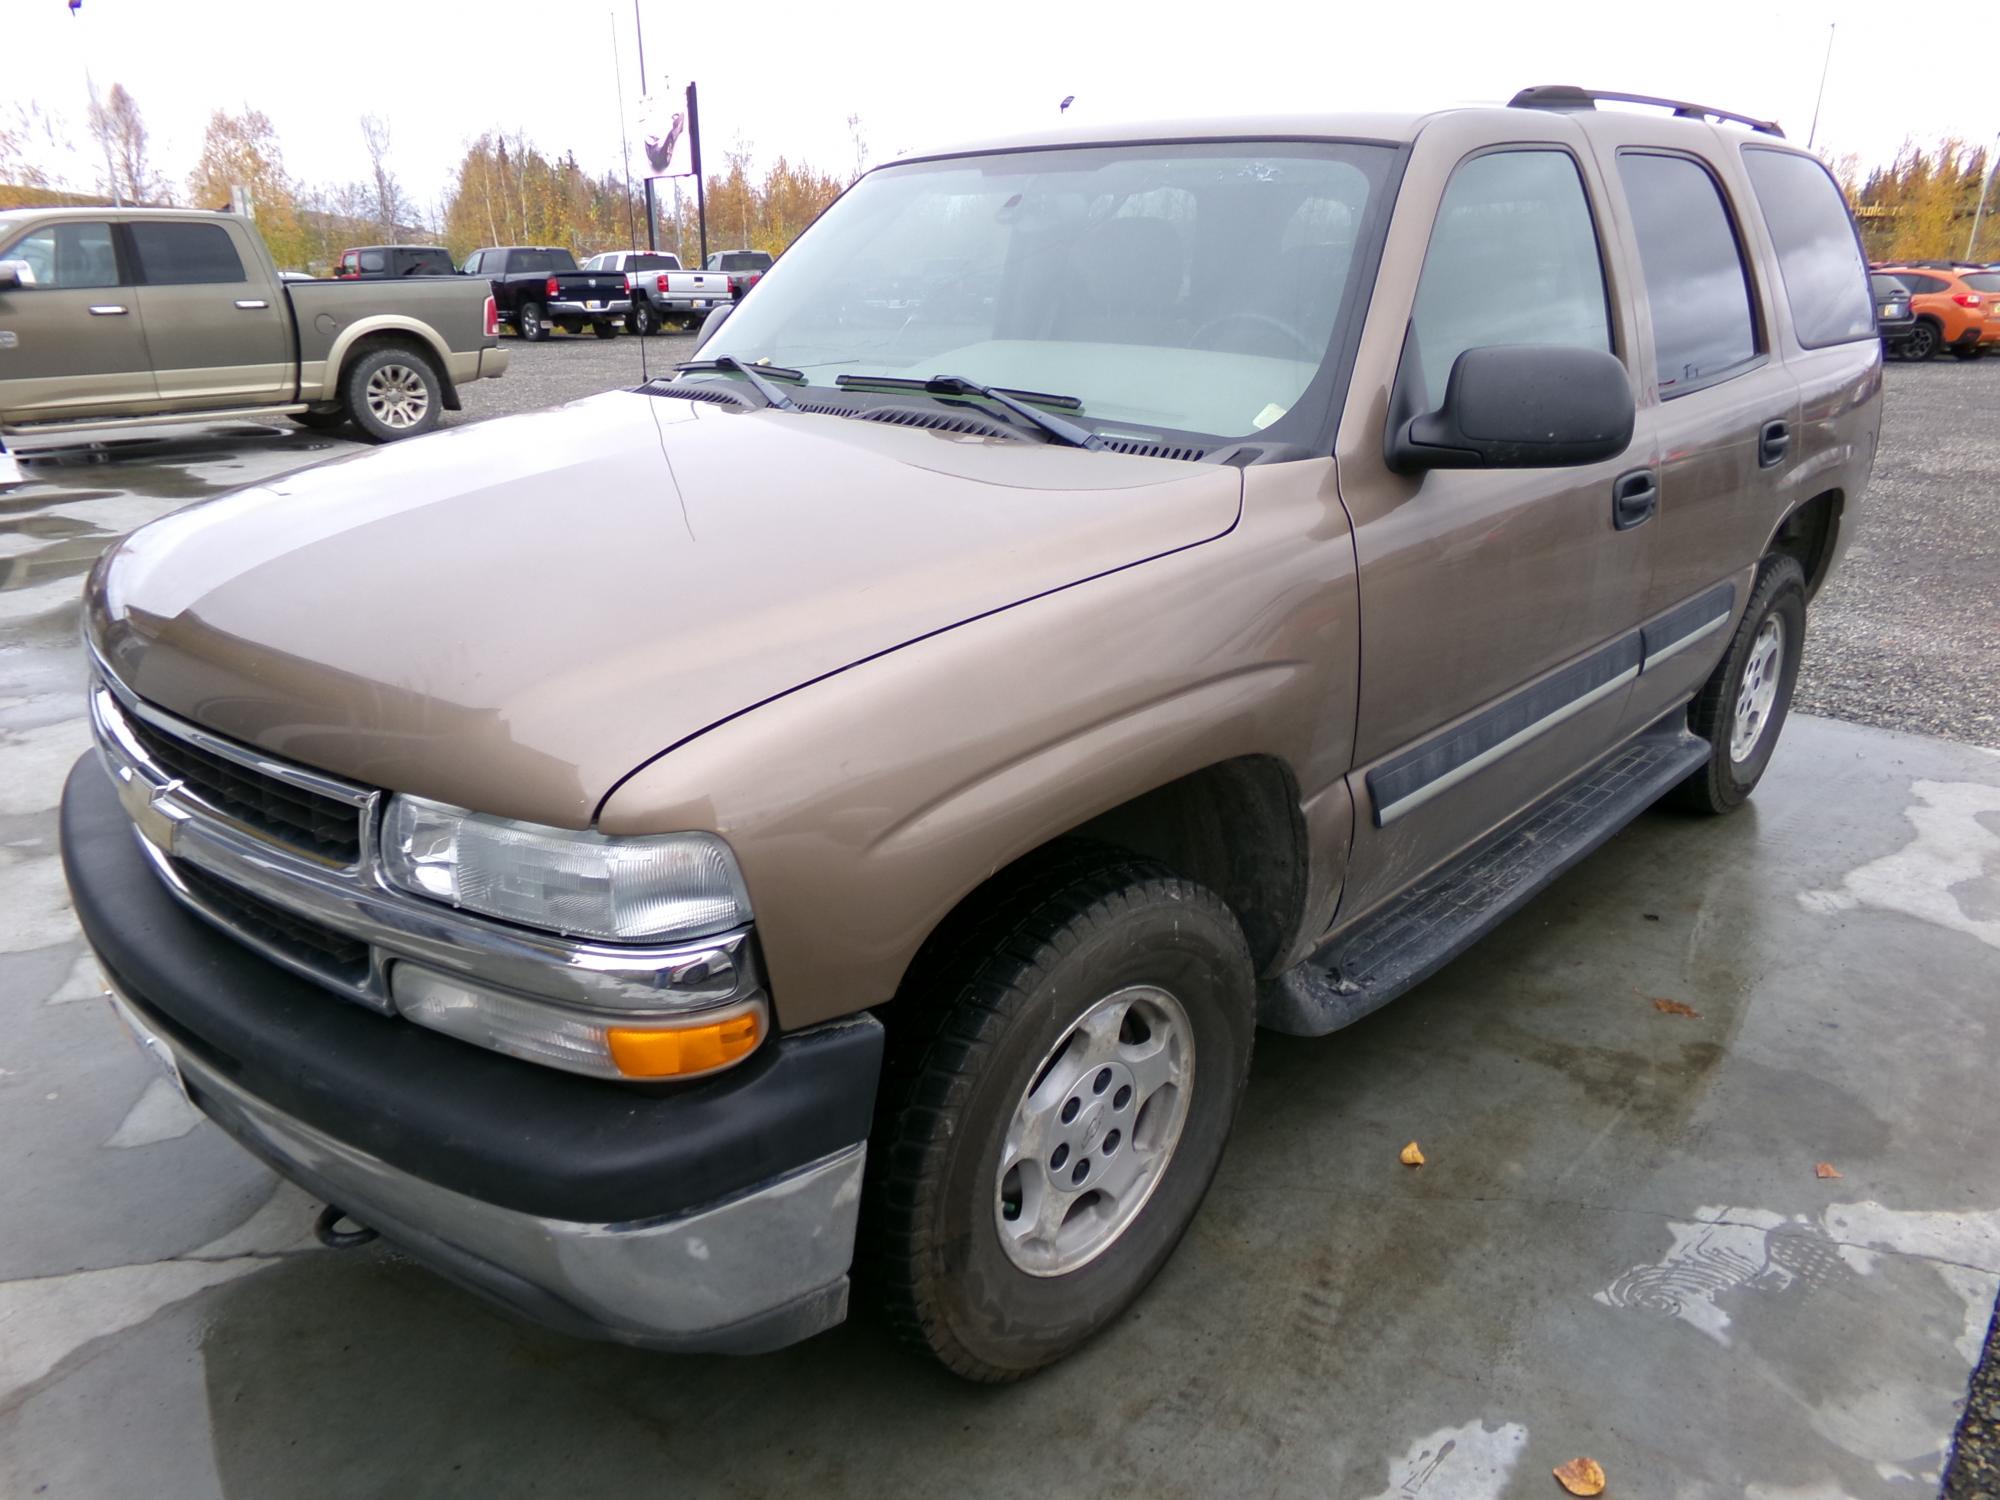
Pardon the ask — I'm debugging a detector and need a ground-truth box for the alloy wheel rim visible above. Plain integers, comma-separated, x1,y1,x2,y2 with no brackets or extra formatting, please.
364,364,429,430
1730,615,1784,763
994,984,1194,1278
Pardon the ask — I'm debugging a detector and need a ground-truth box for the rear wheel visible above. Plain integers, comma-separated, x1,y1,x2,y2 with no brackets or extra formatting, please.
1906,318,1941,361
867,852,1254,1382
517,302,548,342
632,301,660,337
593,320,618,339
343,345,442,443
1670,554,1806,815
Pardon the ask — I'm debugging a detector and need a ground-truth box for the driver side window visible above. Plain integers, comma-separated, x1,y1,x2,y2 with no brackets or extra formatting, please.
2,222,120,289
1408,150,1611,409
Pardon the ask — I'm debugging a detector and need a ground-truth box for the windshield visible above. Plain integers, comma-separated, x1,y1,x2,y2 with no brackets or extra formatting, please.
699,141,1393,444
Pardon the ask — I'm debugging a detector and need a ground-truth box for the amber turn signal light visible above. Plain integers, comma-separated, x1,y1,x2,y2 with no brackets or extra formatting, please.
608,1009,763,1079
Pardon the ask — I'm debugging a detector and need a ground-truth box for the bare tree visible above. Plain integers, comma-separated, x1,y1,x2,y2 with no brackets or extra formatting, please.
846,112,869,182
87,84,163,203
360,114,407,239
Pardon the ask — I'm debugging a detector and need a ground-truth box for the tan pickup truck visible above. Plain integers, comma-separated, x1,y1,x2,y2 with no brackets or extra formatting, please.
0,207,505,445
61,87,1878,1382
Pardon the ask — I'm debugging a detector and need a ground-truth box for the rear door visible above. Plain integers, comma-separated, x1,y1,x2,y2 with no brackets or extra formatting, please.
0,217,156,421
1333,123,1660,922
1581,125,1803,728
129,219,292,407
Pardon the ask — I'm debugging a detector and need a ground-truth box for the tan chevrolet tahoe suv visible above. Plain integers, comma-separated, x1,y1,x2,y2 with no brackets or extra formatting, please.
60,87,1879,1382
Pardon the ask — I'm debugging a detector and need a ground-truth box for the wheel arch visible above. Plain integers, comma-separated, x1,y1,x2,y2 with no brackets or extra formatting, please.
1766,488,1842,600
323,319,460,409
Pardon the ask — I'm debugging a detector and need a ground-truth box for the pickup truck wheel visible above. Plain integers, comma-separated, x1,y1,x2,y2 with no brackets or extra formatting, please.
593,320,618,339
1670,554,1805,815
632,302,660,337
344,346,442,442
517,303,548,342
868,854,1254,1382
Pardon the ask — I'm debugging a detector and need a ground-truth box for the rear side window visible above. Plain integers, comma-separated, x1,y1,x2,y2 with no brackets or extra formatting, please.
1896,273,1948,294
359,249,387,273
514,250,552,273
130,222,246,285
1409,149,1612,409
1617,152,1758,394
402,249,451,275
1741,148,1874,347
1960,272,2000,293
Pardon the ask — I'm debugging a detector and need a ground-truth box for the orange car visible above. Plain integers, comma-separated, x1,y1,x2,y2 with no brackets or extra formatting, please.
1875,264,2000,359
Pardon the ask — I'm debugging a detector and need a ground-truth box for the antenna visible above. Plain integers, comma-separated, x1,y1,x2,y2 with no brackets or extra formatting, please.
611,7,648,383
1807,23,1835,151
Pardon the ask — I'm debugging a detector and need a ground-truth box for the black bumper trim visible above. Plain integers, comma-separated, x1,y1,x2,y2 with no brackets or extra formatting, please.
60,753,883,1225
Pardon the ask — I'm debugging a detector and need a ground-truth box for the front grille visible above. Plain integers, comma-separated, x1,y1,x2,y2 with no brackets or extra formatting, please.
121,711,363,864
175,858,371,986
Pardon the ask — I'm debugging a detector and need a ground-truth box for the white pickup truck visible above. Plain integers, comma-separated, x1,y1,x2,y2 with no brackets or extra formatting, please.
589,250,733,334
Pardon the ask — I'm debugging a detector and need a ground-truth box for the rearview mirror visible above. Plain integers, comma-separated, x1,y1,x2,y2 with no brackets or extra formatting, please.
1387,345,1634,473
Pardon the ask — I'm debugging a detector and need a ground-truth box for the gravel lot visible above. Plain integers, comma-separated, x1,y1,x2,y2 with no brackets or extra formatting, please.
450,328,699,424
1795,357,2000,747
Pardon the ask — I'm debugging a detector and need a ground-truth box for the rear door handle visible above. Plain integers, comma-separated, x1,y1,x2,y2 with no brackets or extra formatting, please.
87,304,127,316
1612,468,1658,530
1758,419,1792,468
233,299,269,310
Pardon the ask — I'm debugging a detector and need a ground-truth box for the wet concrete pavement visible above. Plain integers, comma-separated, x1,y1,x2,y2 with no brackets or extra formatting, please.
3,405,1999,1497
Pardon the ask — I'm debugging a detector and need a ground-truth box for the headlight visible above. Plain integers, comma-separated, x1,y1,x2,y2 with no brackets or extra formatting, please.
381,794,752,944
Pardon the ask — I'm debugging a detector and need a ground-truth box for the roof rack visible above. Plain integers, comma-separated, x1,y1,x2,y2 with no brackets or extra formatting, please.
1507,85,1784,138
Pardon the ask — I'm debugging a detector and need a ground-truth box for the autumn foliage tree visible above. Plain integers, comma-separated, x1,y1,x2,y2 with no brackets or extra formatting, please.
1853,139,1999,261
186,107,310,269
87,84,164,204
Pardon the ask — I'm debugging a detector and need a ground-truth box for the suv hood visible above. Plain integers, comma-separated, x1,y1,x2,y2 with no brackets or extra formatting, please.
90,391,1241,826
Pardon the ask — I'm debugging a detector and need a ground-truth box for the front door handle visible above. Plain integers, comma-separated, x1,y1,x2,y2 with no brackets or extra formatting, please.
1612,468,1658,530
233,298,269,310
87,304,127,316
1758,419,1792,468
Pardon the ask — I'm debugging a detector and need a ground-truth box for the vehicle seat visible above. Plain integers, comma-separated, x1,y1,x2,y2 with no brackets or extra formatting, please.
1051,216,1187,345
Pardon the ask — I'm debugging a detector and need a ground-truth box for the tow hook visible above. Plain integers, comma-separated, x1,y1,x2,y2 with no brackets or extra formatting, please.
313,1203,380,1249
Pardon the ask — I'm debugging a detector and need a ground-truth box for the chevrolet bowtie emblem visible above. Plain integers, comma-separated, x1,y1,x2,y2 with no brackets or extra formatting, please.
117,772,187,856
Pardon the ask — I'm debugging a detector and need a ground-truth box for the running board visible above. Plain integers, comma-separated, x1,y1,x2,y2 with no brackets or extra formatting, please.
1258,725,1712,1037
1,403,310,446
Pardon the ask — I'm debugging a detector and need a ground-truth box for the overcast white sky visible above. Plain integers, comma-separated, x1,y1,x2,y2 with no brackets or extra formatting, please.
3,0,1990,211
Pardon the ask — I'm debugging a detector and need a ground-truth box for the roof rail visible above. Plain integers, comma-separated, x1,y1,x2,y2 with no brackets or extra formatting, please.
1507,85,1785,138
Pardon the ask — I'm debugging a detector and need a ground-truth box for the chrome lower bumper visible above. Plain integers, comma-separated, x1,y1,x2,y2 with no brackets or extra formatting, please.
548,300,623,318
110,988,865,1353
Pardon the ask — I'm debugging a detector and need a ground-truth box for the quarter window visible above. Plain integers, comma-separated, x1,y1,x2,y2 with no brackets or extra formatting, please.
0,221,119,289
129,222,246,286
1409,150,1612,410
1617,152,1759,393
1742,148,1874,347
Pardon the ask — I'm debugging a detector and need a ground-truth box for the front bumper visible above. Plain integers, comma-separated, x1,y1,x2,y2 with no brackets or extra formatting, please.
61,754,884,1354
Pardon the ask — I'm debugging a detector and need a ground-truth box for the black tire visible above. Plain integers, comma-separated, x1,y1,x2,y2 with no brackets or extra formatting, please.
516,302,548,342
1906,318,1941,361
1669,554,1806,815
1953,343,1984,361
288,409,349,432
341,344,442,444
632,301,660,337
866,850,1255,1382
593,320,618,339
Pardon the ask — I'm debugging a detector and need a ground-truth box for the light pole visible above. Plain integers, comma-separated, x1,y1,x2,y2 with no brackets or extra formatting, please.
1967,132,2000,261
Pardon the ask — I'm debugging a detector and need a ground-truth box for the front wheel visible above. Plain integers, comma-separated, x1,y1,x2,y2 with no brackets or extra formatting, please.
867,853,1254,1382
1670,554,1806,815
516,302,548,342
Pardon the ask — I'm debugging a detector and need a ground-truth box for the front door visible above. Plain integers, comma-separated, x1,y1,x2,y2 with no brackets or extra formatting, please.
0,218,156,423
1333,137,1660,923
128,220,291,408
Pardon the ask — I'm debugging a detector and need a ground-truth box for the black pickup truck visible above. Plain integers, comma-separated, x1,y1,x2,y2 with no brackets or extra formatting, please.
463,246,626,341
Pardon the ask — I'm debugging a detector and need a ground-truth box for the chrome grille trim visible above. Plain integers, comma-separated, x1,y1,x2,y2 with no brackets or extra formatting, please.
88,659,759,1019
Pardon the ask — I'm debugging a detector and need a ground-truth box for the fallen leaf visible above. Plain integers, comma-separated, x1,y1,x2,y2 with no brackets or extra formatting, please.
1553,1456,1606,1496
1815,1161,1842,1179
1651,998,1702,1019
1399,1141,1425,1167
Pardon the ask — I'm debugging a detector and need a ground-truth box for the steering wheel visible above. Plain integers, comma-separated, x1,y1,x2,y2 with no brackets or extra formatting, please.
1190,311,1317,359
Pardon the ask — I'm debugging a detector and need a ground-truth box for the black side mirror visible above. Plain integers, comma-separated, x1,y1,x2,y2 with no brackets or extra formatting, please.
694,301,734,351
1388,344,1635,474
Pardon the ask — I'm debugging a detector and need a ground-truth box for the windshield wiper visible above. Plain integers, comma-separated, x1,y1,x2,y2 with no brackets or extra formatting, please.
834,373,1102,450
675,356,802,411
